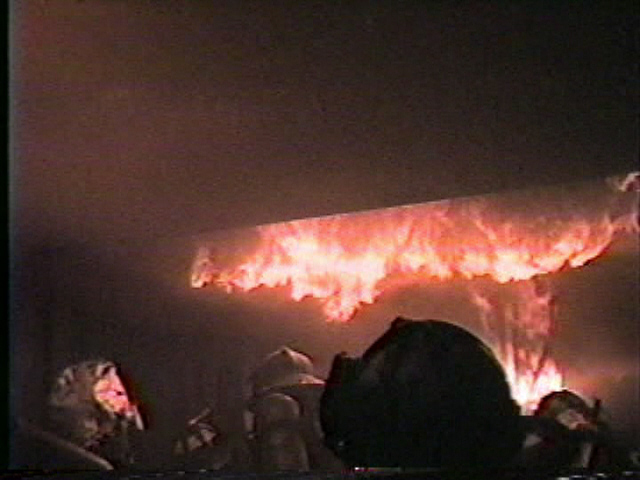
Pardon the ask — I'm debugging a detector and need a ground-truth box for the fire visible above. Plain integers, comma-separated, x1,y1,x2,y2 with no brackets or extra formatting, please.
505,358,563,413
192,177,638,322
471,279,564,411
191,174,638,409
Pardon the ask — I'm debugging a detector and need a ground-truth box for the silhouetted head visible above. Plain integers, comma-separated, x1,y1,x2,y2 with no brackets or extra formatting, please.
320,318,524,469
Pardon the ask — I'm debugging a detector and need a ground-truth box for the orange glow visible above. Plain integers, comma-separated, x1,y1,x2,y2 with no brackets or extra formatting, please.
505,358,563,413
93,369,140,420
472,280,563,411
191,175,638,409
192,179,638,322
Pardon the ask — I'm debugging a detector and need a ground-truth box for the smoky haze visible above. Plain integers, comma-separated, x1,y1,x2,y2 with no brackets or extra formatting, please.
11,1,639,247
9,0,640,467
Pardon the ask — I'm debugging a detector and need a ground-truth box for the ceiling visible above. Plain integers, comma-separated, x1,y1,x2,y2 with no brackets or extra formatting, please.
10,1,638,252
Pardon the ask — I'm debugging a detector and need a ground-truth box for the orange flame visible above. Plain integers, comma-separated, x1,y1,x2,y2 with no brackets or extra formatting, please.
505,358,563,413
191,175,638,409
472,280,563,411
503,360,564,413
192,178,638,322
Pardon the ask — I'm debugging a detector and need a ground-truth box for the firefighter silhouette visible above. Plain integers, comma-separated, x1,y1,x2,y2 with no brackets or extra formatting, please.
246,347,344,472
320,317,524,469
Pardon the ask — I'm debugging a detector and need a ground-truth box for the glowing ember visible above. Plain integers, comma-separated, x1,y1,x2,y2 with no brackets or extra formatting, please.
192,177,638,322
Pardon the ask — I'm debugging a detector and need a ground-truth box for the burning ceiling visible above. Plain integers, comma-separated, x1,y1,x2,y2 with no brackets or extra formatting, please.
190,173,639,411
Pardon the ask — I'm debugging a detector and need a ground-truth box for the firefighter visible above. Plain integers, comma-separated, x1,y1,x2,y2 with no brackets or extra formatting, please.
518,389,640,470
12,359,145,470
46,359,145,467
245,346,344,472
320,317,525,469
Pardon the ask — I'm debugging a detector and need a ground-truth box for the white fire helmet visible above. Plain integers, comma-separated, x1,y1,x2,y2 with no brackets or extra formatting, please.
249,347,324,397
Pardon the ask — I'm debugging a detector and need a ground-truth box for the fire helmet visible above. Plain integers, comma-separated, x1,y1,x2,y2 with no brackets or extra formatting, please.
320,317,524,469
249,347,324,397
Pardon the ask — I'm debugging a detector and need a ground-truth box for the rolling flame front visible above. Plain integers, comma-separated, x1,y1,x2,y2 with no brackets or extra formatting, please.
191,174,639,409
192,176,638,322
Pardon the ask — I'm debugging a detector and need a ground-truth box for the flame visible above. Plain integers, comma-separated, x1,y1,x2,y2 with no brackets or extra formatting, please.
191,175,638,410
505,355,563,414
472,279,563,411
191,173,640,411
192,178,638,322
507,360,564,413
